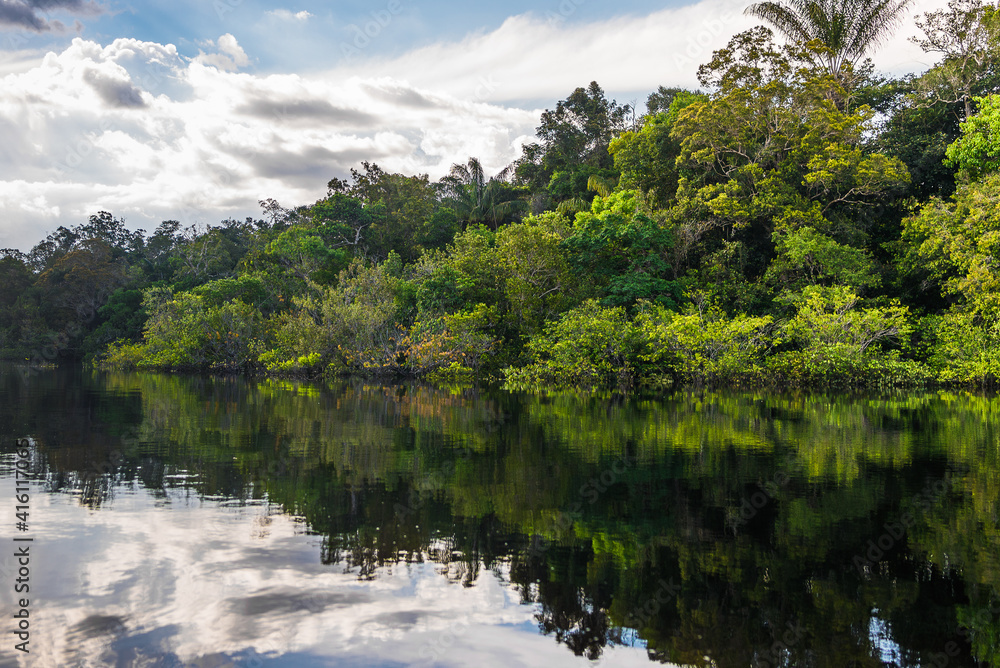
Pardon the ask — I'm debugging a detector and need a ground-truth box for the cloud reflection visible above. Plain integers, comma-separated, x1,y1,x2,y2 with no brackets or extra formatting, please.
0,477,654,667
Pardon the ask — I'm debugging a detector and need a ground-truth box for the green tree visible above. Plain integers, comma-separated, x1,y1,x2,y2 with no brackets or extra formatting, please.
923,308,1000,382
644,85,695,116
266,258,412,375
412,225,506,317
174,219,255,284
609,91,705,206
35,239,128,350
327,162,441,261
635,299,774,383
945,93,1000,178
505,299,638,386
439,157,527,230
902,171,1000,316
745,0,915,88
768,285,918,382
496,218,578,335
80,288,148,360
104,290,267,371
871,76,960,202
911,0,1000,119
0,254,36,357
308,192,386,259
667,28,908,309
564,190,680,309
515,82,632,197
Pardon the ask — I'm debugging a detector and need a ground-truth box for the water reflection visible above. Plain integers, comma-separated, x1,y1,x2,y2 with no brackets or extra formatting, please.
0,365,998,667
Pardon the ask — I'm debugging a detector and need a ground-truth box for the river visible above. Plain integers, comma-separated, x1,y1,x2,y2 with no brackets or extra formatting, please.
0,365,997,667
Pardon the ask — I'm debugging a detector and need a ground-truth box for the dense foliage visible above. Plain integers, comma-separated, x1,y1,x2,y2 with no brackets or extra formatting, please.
6,4,1000,387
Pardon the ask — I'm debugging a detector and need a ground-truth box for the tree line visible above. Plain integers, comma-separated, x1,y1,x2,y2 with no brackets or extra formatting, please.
5,0,1000,387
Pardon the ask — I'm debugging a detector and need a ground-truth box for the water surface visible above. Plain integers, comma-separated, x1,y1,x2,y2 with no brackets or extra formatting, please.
0,366,998,667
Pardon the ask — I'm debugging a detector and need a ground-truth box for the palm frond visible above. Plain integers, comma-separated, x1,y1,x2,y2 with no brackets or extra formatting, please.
587,175,615,198
746,0,915,78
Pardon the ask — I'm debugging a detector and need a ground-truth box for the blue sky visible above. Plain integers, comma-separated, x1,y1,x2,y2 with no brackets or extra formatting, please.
0,0,949,251
12,0,685,77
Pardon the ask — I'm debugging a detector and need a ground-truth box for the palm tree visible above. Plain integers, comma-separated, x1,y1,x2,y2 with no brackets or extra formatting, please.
745,0,914,82
440,157,527,230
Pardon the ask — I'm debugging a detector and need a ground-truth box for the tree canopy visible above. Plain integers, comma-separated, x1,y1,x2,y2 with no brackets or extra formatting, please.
6,5,1000,387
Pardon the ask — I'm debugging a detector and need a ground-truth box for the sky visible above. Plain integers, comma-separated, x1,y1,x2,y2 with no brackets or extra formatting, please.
0,0,952,251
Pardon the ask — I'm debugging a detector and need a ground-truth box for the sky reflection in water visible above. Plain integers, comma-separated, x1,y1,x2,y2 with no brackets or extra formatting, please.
0,475,653,667
0,367,998,667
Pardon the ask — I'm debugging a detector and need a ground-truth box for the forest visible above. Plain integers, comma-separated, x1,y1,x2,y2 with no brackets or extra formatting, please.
4,0,1000,388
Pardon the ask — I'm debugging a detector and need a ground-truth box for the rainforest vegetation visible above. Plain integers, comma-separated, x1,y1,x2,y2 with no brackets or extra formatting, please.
6,0,1000,388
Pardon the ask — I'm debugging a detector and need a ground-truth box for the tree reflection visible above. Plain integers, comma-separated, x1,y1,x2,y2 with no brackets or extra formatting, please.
2,365,999,666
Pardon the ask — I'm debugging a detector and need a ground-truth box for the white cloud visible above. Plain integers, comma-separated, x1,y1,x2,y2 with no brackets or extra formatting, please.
0,0,961,251
0,36,540,250
327,0,952,102
267,9,313,22
0,477,658,667
193,33,251,72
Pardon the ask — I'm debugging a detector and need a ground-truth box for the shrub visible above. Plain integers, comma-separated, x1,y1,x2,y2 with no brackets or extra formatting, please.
406,304,499,378
504,300,638,386
766,286,925,385
635,300,773,384
925,309,1000,385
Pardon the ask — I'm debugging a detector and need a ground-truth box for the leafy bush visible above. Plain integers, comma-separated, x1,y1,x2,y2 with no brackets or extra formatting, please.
635,300,773,384
265,258,411,375
766,286,926,384
406,304,499,378
504,300,638,386
924,309,1000,385
101,292,267,371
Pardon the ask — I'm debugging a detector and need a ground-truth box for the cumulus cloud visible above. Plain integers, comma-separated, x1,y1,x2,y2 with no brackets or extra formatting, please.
328,0,952,103
81,66,146,107
194,33,250,72
0,35,540,250
266,9,313,22
0,0,102,32
0,0,958,251
235,96,378,126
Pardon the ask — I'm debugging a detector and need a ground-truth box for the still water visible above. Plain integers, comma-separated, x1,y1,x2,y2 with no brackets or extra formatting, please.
0,365,998,667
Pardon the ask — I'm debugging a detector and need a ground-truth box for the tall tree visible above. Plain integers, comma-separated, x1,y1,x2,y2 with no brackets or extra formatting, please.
745,0,914,86
327,162,442,261
515,82,632,198
439,157,527,230
911,0,1000,119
